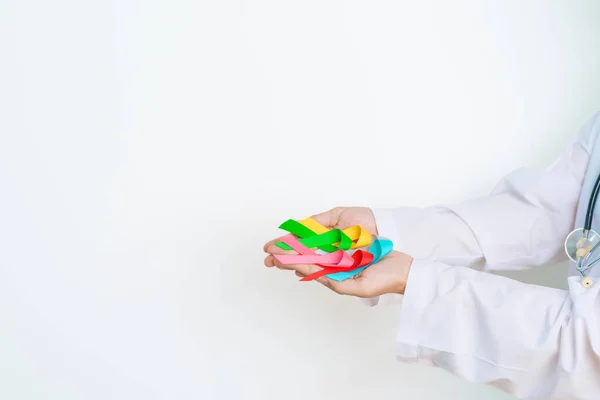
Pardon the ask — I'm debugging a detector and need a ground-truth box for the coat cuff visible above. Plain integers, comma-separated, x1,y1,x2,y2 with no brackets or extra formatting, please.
358,207,409,307
394,259,435,358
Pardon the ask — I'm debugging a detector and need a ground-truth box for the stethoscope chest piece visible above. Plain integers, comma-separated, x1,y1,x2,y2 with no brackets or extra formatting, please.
565,228,600,287
564,170,600,287
564,228,600,262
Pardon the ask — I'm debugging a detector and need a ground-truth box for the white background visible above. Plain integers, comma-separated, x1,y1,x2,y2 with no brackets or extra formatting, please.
1,1,600,399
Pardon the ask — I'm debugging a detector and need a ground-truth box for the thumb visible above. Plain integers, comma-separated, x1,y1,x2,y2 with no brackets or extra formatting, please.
309,207,343,229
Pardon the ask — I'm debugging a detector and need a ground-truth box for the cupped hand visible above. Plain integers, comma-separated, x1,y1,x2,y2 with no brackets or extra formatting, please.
307,206,378,235
263,207,413,297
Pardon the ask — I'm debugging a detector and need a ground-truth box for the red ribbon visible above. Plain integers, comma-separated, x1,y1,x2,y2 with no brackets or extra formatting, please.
300,250,374,281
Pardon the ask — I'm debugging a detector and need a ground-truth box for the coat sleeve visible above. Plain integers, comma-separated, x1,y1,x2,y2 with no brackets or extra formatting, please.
396,262,600,400
368,113,600,399
361,113,600,307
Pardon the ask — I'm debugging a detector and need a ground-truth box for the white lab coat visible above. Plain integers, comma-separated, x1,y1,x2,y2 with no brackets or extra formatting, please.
366,112,600,399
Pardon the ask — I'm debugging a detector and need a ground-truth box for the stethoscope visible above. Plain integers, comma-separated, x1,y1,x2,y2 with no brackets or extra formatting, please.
564,173,600,288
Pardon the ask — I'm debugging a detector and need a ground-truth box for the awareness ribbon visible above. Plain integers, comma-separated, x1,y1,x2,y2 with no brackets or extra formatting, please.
272,218,393,281
275,218,372,252
325,235,393,281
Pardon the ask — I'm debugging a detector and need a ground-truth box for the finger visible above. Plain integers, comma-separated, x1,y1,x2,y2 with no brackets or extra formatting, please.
276,264,295,270
264,238,296,254
264,254,276,267
271,257,296,270
271,257,300,271
263,238,278,253
265,241,298,256
272,258,321,276
295,271,305,278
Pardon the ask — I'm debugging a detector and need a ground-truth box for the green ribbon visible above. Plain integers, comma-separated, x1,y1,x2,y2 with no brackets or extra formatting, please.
275,219,352,252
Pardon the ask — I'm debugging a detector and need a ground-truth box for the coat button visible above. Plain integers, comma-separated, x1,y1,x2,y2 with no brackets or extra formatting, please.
581,277,594,288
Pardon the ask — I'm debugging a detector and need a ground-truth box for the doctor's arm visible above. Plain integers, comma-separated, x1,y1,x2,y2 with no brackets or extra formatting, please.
266,233,600,399
265,241,600,398
396,258,600,399
373,113,600,273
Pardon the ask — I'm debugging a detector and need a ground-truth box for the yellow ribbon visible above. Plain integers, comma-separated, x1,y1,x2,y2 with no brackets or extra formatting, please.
297,217,372,249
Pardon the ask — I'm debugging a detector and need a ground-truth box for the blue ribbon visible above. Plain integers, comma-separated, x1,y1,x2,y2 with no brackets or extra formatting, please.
326,237,393,281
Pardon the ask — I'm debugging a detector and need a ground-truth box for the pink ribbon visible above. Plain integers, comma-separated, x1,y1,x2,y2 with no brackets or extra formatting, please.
273,235,355,267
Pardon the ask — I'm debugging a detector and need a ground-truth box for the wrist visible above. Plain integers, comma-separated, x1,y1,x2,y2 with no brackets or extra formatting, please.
394,254,413,295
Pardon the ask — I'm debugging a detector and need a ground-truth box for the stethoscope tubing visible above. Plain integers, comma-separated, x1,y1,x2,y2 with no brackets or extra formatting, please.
566,171,600,281
585,172,600,231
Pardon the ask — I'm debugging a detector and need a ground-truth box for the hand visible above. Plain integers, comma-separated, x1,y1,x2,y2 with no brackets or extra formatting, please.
301,206,379,236
263,207,413,297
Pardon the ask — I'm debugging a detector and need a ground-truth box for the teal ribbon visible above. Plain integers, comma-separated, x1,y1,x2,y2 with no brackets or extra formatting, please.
326,237,393,281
